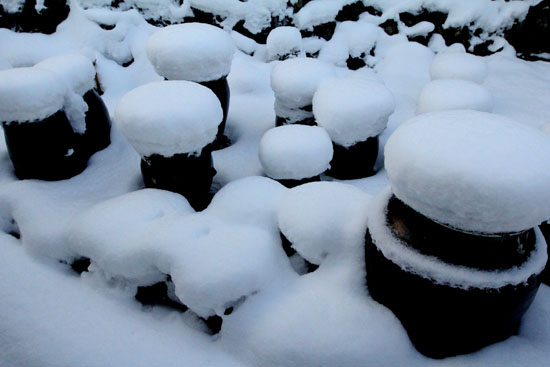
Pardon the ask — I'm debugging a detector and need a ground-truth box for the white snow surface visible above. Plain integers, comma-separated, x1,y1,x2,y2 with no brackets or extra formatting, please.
115,80,222,157
313,76,395,147
0,67,66,124
430,51,489,84
259,125,333,180
266,26,303,61
385,110,550,234
368,187,548,289
35,53,97,96
277,181,371,265
146,23,235,82
416,79,493,114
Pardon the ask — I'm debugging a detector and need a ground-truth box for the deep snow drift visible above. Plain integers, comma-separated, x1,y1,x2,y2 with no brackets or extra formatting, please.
1,1,550,366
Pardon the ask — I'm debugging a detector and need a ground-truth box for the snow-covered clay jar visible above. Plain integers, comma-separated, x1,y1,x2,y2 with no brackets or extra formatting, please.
36,54,111,156
266,26,303,61
115,81,222,210
146,23,235,149
416,79,493,114
0,67,88,180
365,110,550,358
313,77,394,179
270,57,335,126
259,125,333,188
429,50,488,84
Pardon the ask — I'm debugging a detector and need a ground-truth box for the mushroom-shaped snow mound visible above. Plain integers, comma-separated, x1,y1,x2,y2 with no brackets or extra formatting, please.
271,57,335,111
259,125,333,180
277,182,371,265
385,110,550,234
313,77,395,147
146,23,236,82
0,67,66,124
266,26,303,61
35,54,96,96
115,81,222,157
417,79,493,114
430,51,488,84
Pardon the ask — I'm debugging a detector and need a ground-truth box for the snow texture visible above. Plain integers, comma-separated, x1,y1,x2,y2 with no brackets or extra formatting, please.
277,181,371,265
0,67,66,124
35,53,97,96
115,80,222,157
385,110,550,234
313,76,395,147
368,187,548,289
430,51,489,84
146,23,235,83
266,26,303,61
417,79,493,114
259,125,333,180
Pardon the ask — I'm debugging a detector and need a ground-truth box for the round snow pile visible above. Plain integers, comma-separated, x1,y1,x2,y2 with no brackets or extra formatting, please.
115,81,222,157
259,125,333,180
277,182,371,265
417,79,493,114
0,67,66,124
67,189,194,284
146,23,236,82
430,51,488,84
35,54,96,96
319,21,379,66
313,77,395,147
385,110,550,234
266,26,303,61
271,57,335,123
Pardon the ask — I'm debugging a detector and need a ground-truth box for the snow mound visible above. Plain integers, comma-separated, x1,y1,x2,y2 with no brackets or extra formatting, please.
319,21,379,66
385,110,550,234
293,0,343,30
67,189,194,284
430,51,489,84
35,54,96,96
277,181,371,265
266,26,302,61
368,187,548,289
271,57,335,113
115,81,222,157
153,214,287,318
417,79,493,114
259,125,333,180
0,67,66,124
146,23,236,82
313,77,395,147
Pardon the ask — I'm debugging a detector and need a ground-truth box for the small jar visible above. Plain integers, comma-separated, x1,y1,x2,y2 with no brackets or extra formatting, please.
146,23,235,149
115,81,222,210
266,26,303,61
313,76,394,179
0,67,87,180
258,125,333,188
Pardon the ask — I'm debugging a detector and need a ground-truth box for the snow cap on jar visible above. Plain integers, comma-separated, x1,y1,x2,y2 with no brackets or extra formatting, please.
259,125,333,180
313,76,395,147
0,67,66,124
146,23,236,82
115,81,222,157
266,26,303,61
385,110,550,234
417,79,493,114
35,54,96,96
430,51,488,84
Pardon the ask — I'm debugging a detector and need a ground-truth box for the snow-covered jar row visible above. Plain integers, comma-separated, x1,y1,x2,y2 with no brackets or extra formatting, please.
365,110,550,358
115,81,221,211
146,23,235,149
313,76,394,179
0,54,111,181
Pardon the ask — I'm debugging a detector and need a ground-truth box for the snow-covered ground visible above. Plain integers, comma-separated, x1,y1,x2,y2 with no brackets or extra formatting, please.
1,1,550,366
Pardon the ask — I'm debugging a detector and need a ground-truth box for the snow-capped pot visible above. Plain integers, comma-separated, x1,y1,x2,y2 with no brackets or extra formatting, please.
146,23,235,149
270,57,335,126
266,26,303,61
365,111,550,358
313,76,394,179
36,54,111,156
115,81,222,210
0,67,88,180
430,50,488,84
258,125,333,188
416,79,493,114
